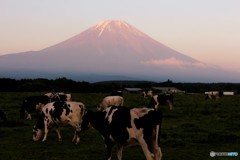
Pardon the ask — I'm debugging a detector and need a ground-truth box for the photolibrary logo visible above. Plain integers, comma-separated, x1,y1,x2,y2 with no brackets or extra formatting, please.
210,151,238,157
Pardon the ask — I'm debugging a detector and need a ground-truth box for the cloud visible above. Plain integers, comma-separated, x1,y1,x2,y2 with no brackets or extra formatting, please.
141,57,207,68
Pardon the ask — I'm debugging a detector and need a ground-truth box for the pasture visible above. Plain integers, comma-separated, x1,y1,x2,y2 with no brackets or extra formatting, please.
0,92,239,160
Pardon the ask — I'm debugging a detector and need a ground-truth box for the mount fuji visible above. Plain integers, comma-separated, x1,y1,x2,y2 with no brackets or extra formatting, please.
0,20,238,82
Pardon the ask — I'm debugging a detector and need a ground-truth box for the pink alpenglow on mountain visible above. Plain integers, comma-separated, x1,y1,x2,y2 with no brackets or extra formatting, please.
0,20,238,82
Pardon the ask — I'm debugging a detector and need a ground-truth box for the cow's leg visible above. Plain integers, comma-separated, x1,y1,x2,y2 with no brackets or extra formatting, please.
42,127,49,142
152,126,162,160
105,139,114,160
55,126,62,142
117,144,123,160
153,146,162,160
143,92,146,98
153,96,159,110
167,100,174,110
42,119,49,142
106,145,113,160
75,130,81,144
154,103,159,110
152,132,162,160
159,147,163,160
68,122,81,144
138,137,154,160
208,94,212,99
26,113,31,120
72,130,81,144
72,131,77,143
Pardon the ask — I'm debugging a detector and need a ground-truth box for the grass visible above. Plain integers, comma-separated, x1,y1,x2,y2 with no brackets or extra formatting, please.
0,92,239,160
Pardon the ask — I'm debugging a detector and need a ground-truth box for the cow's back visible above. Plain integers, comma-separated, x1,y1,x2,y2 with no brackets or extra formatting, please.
42,101,85,124
101,96,124,108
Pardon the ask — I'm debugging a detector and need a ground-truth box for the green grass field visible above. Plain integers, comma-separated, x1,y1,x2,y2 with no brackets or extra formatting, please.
0,92,239,160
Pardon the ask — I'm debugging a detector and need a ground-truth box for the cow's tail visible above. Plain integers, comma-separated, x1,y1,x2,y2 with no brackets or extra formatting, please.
155,125,159,145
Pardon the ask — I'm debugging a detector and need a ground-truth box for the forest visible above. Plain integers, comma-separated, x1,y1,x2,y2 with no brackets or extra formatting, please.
0,77,239,93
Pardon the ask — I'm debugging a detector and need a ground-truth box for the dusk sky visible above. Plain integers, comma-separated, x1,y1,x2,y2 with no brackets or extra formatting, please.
1,0,239,73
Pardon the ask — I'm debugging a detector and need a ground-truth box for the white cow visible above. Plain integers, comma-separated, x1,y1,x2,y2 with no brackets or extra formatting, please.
32,101,85,144
98,96,124,111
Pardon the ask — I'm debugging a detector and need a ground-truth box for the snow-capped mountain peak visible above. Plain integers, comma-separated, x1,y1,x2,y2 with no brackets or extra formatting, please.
92,20,143,37
94,20,130,30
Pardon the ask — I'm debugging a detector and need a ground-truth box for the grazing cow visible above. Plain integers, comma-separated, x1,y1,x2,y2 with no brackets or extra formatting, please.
0,109,8,121
148,94,174,110
205,91,223,100
81,106,163,160
44,92,71,101
98,96,124,111
21,93,72,120
20,95,50,120
142,89,153,98
32,101,85,144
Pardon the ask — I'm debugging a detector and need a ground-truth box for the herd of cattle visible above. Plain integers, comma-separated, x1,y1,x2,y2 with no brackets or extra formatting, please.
0,90,222,160
16,91,173,160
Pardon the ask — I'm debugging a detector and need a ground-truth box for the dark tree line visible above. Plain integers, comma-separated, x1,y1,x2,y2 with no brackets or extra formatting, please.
0,78,90,92
0,78,239,93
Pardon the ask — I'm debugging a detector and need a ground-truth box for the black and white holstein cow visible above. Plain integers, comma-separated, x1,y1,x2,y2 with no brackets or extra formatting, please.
98,96,124,111
142,89,153,98
33,101,85,144
81,106,163,160
20,95,50,120
148,94,174,110
44,92,71,101
20,93,72,120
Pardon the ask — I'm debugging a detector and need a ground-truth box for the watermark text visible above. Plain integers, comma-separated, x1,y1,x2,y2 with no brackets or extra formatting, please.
210,151,238,157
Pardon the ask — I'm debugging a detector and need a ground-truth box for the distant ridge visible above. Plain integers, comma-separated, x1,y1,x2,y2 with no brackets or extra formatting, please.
0,20,239,82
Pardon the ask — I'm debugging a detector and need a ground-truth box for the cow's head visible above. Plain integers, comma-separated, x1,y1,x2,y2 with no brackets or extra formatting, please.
81,110,106,131
81,110,93,131
32,126,42,141
35,103,44,112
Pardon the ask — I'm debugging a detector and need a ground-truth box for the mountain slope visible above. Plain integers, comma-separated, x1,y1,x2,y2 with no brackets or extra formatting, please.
0,20,238,82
